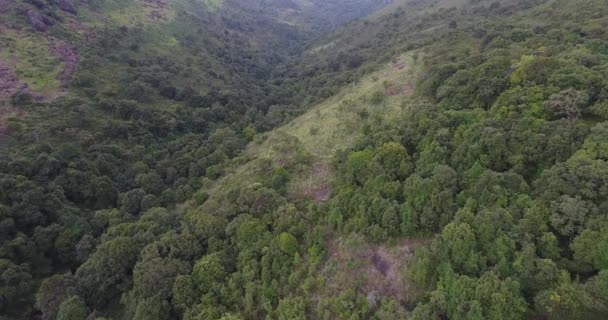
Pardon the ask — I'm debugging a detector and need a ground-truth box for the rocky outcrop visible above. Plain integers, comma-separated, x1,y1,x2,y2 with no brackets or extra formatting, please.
26,9,52,32
57,0,77,14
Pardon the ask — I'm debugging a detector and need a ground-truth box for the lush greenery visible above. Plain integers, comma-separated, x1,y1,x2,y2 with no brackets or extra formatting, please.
0,0,390,318
328,0,608,318
2,0,608,319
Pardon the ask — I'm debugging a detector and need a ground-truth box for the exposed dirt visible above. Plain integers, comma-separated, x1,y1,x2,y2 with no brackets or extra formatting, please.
142,0,170,21
380,58,416,96
65,18,97,42
392,60,408,70
386,83,415,96
323,237,430,304
302,162,333,202
51,41,80,85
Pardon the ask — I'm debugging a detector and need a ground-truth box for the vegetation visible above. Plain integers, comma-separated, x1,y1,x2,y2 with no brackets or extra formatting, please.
2,0,608,319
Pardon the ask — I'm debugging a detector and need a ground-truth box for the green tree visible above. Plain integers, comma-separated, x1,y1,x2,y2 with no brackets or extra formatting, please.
56,296,88,320
277,297,306,320
277,232,298,256
543,89,589,121
192,254,226,293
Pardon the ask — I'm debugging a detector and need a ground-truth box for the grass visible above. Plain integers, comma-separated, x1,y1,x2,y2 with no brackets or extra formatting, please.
200,51,420,202
0,31,61,92
201,0,224,11
251,52,417,160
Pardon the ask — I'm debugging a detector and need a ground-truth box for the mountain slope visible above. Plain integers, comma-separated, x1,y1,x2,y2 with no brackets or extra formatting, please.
0,0,393,318
175,0,608,319
3,0,608,319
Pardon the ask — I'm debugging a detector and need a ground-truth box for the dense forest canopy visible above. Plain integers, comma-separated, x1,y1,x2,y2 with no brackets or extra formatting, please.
2,0,608,319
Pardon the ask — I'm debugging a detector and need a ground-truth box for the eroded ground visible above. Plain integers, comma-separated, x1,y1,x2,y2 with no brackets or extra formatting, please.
321,235,430,305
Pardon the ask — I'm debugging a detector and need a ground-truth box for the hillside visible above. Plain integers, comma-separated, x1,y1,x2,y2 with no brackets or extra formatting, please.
175,0,608,319
3,0,608,319
0,0,393,318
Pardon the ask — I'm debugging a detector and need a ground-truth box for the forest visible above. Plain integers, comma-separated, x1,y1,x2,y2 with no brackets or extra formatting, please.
2,0,608,319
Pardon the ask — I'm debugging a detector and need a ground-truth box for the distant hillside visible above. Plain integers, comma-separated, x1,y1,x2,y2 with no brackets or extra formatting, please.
0,0,391,105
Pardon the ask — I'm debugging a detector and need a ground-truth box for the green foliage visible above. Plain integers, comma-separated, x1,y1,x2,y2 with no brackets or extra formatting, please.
543,89,590,120
369,91,385,105
3,0,608,319
56,296,88,320
277,297,306,320
277,232,298,256
192,254,226,293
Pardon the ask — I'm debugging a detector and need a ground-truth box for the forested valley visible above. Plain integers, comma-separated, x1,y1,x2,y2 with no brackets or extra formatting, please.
2,0,608,319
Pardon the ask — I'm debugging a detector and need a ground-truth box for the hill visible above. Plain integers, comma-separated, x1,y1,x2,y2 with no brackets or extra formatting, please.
0,0,392,318
176,0,608,319
3,0,608,319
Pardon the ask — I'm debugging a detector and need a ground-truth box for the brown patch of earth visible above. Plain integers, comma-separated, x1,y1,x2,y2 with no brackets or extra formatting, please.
386,83,415,96
323,237,430,305
141,0,170,21
51,40,80,85
301,162,333,202
378,57,416,97
64,18,97,42
392,60,408,71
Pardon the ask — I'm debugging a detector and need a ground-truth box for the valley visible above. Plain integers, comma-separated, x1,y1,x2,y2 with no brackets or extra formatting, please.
2,0,608,319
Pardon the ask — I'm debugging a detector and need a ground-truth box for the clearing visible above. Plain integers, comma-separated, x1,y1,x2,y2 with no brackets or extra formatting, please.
203,51,419,204
322,235,430,306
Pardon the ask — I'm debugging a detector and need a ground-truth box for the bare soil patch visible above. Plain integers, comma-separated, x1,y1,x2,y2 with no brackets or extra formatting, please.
379,57,416,97
392,60,408,71
142,0,170,21
386,83,415,96
323,237,430,304
65,18,97,42
298,162,333,202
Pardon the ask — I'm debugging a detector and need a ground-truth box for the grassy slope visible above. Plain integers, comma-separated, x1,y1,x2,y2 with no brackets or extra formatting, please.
202,50,418,213
192,50,426,308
